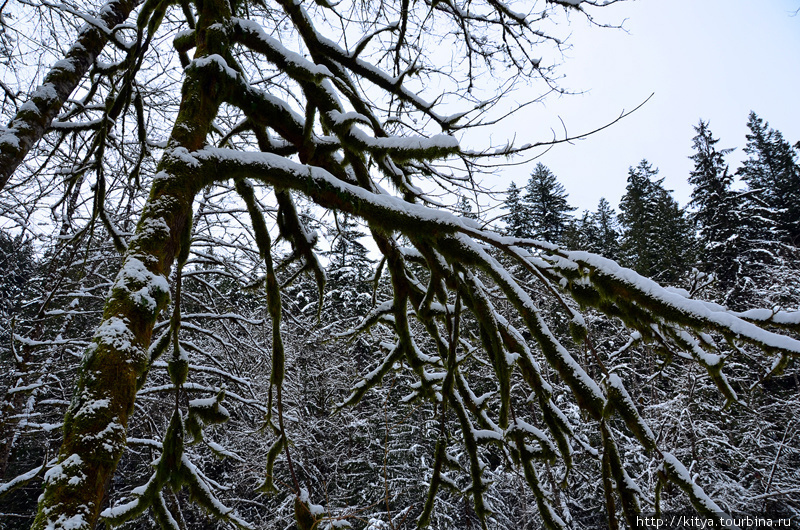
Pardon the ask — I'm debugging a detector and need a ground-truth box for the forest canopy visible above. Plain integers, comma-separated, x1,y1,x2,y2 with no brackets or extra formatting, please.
0,1,798,529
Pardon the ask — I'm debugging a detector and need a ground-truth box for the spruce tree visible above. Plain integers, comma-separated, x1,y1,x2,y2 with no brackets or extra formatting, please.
738,111,800,245
686,119,785,309
619,160,694,282
562,210,593,252
589,197,620,260
523,163,576,243
652,186,696,283
564,198,620,259
324,214,375,320
502,181,530,238
618,160,657,275
687,120,740,285
328,213,372,275
456,195,479,220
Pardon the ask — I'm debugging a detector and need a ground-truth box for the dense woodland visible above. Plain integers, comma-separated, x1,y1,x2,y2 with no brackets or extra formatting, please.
0,0,799,529
505,115,800,312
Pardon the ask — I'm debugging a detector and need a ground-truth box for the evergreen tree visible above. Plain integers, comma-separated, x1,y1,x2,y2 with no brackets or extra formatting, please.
328,213,373,275
619,160,659,275
562,210,593,252
563,198,619,259
0,231,36,341
589,197,620,260
619,160,694,282
325,213,375,319
502,181,530,238
523,163,576,243
687,120,741,285
685,119,787,309
652,186,696,283
738,111,800,245
456,195,479,220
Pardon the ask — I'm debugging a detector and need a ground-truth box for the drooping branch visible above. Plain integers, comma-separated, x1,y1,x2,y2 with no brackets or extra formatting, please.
179,144,799,524
189,147,800,360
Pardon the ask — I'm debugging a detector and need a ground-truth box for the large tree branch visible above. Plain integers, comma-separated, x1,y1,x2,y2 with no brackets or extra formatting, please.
192,147,800,363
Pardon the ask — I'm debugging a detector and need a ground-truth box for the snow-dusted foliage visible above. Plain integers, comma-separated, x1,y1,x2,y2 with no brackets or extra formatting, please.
0,0,798,529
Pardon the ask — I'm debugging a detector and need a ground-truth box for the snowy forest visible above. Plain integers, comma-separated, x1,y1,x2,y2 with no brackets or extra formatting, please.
0,0,799,529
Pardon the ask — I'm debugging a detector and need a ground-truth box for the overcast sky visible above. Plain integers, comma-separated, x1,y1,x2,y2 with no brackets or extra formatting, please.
490,0,800,214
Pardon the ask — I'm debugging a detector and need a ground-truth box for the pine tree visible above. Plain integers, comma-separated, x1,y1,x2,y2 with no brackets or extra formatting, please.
524,163,576,243
738,111,800,245
619,160,694,282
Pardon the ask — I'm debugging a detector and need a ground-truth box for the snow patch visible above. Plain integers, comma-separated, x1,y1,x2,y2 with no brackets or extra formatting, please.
111,256,170,313
74,398,110,418
44,453,84,485
43,513,88,530
95,317,136,353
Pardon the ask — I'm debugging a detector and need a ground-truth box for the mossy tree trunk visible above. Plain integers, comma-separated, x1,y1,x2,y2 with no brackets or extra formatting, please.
30,0,232,527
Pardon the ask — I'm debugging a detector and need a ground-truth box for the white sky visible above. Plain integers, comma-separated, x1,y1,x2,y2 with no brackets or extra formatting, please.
488,0,800,214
